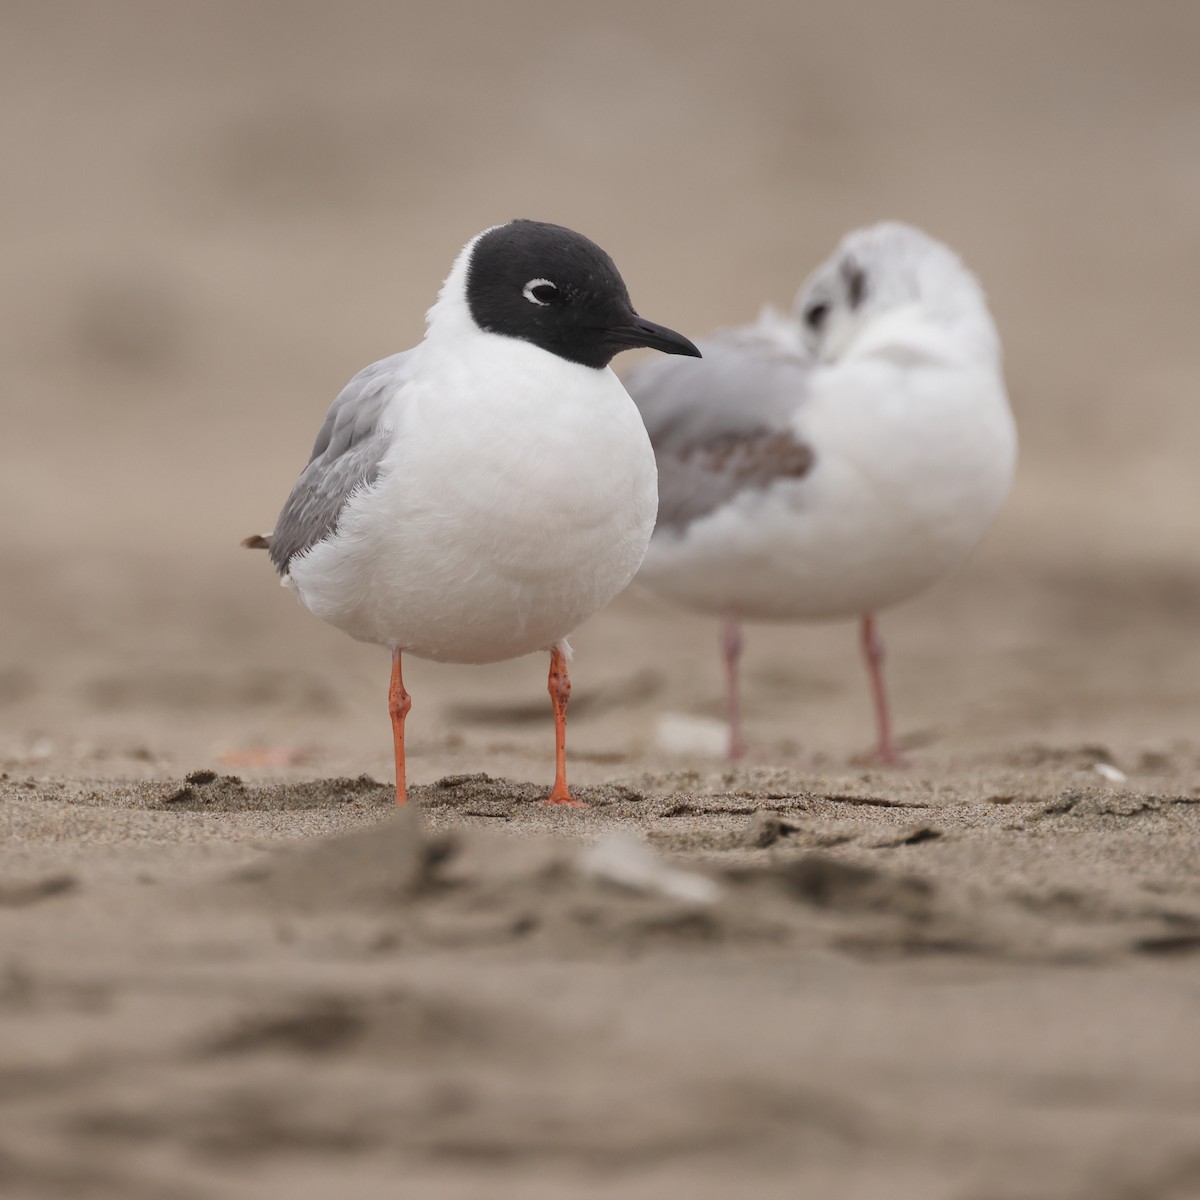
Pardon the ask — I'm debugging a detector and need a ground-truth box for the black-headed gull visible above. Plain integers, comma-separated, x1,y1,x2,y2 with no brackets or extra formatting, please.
623,222,1016,762
245,220,700,803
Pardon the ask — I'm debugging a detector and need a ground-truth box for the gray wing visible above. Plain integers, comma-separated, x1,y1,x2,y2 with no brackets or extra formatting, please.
622,312,816,532
265,350,414,574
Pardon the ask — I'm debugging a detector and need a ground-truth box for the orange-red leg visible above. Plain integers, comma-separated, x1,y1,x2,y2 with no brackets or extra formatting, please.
545,647,583,806
860,614,904,765
721,612,747,760
388,647,412,804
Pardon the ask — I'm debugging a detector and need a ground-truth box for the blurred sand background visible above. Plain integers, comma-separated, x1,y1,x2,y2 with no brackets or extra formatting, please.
2,2,1200,1197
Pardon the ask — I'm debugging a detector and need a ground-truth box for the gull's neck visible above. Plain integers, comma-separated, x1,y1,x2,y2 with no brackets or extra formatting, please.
422,231,488,352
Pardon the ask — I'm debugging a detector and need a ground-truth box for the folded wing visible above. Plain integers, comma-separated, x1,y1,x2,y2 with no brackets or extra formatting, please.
622,310,816,532
265,350,414,574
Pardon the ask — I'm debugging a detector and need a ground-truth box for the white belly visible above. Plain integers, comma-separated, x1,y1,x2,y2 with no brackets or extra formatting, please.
638,362,1016,622
287,341,658,663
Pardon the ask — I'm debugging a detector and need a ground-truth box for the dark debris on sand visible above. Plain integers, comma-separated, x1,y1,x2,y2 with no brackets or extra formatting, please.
157,772,391,811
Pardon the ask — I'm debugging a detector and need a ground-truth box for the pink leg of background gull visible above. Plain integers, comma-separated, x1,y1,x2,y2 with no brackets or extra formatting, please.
860,613,904,765
721,612,746,760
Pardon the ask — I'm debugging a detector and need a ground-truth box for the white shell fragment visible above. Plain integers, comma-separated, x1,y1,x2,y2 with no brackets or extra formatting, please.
579,832,720,905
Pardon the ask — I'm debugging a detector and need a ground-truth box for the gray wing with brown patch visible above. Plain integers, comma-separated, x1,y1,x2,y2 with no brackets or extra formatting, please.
261,350,414,574
623,318,816,532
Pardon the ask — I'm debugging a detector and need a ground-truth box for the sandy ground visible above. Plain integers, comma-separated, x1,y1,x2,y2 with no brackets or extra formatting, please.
3,2,1200,1197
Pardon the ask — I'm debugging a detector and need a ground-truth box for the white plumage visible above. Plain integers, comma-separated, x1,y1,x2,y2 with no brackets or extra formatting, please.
248,219,699,803
625,222,1017,761
288,238,658,662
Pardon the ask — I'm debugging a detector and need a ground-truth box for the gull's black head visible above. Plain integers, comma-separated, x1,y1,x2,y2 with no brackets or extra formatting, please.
464,219,700,369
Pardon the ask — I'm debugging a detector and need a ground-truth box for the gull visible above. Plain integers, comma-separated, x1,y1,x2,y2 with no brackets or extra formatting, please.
244,220,699,803
623,222,1016,762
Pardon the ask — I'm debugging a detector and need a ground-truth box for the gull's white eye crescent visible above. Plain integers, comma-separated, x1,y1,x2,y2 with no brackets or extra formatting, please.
523,278,557,306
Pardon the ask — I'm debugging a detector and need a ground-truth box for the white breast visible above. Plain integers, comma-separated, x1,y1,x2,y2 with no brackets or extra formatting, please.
287,333,658,663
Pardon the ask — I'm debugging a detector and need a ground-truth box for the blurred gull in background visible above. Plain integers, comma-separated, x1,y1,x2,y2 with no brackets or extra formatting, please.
625,222,1016,762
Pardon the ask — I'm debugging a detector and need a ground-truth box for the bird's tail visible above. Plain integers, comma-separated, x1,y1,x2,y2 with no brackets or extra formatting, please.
241,533,272,550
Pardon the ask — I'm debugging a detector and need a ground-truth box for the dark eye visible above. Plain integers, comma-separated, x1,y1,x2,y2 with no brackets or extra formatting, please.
845,264,867,309
523,278,558,306
803,301,830,331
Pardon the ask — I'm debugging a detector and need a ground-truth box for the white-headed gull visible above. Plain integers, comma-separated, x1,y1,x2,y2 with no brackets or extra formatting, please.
623,222,1016,762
